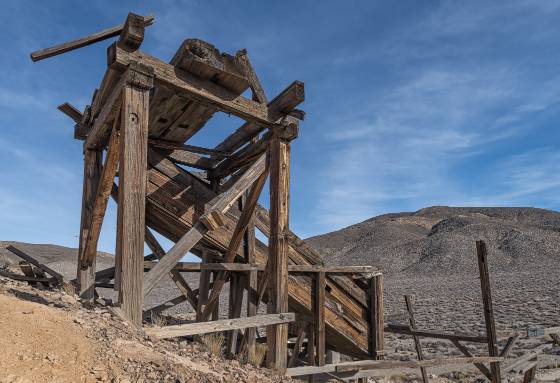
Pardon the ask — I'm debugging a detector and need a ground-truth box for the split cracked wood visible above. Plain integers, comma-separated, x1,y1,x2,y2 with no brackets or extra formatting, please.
6,246,64,285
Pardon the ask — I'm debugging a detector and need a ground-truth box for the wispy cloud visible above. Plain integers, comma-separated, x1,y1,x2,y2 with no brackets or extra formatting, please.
310,1,560,233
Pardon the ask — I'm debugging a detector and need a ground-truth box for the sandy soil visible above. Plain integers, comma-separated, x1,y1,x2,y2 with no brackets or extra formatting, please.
0,277,295,383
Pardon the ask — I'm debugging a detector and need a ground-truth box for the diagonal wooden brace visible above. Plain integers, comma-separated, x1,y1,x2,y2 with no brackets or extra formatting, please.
199,167,269,321
142,153,267,297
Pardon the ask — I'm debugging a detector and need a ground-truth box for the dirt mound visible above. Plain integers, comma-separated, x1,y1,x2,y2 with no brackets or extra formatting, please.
0,277,294,383
306,206,560,274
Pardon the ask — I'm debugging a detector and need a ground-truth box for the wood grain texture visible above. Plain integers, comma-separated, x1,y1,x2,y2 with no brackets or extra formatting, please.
314,271,326,366
81,126,120,266
266,135,291,371
115,71,151,326
30,15,153,62
77,148,103,298
145,313,295,339
476,240,502,383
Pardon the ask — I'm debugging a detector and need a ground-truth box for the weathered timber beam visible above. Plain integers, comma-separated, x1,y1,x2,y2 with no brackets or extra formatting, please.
149,138,228,158
286,357,504,377
235,49,267,103
143,295,187,321
212,133,270,178
145,227,198,310
476,240,501,383
404,295,428,383
385,324,488,343
145,312,295,339
214,80,304,154
288,265,380,274
30,14,154,62
108,43,283,127
0,269,54,284
451,340,492,381
57,102,83,124
142,154,267,296
6,246,64,284
81,126,120,267
154,148,218,171
499,335,519,358
143,261,265,272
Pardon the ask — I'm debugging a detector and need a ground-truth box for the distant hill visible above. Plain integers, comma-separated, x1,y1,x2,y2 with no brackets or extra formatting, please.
306,206,560,274
0,241,114,279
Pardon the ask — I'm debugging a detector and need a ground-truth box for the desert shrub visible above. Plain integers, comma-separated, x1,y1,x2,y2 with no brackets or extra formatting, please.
247,343,267,367
200,333,224,356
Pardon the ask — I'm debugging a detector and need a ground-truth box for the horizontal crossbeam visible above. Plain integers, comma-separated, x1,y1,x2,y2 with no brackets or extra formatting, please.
145,312,295,339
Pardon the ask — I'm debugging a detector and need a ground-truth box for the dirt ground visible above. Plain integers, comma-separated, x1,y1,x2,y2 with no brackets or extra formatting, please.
0,277,295,383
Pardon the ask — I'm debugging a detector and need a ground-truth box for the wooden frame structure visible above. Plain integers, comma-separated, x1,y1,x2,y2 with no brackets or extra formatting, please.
32,12,384,373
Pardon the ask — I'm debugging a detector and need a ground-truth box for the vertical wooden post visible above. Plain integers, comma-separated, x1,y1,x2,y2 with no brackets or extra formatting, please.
306,322,315,383
266,132,291,371
404,295,428,383
476,240,501,383
369,274,384,359
77,148,103,299
313,271,326,366
196,249,211,321
115,63,153,326
245,192,258,354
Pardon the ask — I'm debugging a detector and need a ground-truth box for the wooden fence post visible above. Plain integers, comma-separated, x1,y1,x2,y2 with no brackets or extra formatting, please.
77,148,102,298
369,274,384,359
115,63,153,325
476,240,502,383
404,295,428,383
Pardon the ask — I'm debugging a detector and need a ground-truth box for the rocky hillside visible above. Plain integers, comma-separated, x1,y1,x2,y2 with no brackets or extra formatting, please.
306,206,560,274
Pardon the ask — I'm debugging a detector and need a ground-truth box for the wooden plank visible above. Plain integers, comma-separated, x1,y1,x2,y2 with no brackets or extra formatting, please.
0,269,54,283
476,240,502,383
57,102,83,124
212,133,270,178
115,65,152,325
266,135,291,371
142,154,267,296
149,138,228,158
451,340,492,380
29,15,154,62
196,250,211,321
6,246,64,284
81,125,120,266
286,357,504,376
336,356,504,373
385,324,488,343
404,295,428,383
160,148,219,170
76,148,102,298
214,80,304,154
289,265,380,274
145,312,295,339
109,44,281,127
370,275,384,359
314,271,326,366
226,273,245,358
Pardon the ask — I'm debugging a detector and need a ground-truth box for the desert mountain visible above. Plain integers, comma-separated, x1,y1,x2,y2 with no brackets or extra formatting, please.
306,206,560,274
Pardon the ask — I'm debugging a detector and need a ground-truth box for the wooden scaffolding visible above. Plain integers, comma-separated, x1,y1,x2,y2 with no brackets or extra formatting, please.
32,13,385,373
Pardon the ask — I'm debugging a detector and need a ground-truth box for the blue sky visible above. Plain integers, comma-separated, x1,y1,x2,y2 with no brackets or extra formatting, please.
2,1,560,255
